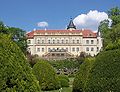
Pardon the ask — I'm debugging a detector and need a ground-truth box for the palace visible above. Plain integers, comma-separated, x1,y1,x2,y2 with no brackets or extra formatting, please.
26,19,102,60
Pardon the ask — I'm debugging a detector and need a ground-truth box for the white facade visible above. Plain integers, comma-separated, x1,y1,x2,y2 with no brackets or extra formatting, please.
27,29,102,59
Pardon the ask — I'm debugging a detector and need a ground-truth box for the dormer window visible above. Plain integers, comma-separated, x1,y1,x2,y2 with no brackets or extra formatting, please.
89,34,92,36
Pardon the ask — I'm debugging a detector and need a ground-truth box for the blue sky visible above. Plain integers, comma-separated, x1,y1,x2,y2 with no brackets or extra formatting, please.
0,0,120,31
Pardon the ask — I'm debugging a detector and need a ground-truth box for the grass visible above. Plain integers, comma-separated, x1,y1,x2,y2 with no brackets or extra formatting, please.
42,77,74,92
42,87,72,92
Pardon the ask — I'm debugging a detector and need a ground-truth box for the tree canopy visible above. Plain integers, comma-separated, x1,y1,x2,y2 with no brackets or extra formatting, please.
98,7,120,50
0,21,27,54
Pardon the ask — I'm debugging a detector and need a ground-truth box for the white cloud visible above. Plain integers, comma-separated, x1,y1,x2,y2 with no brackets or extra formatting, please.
37,21,48,27
73,10,110,31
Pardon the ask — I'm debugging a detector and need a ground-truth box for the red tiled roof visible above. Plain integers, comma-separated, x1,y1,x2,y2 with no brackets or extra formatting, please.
26,29,97,38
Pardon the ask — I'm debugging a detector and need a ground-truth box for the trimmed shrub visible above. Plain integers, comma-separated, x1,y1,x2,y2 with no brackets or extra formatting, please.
73,57,95,92
86,49,120,92
0,34,41,91
33,60,61,91
58,75,69,87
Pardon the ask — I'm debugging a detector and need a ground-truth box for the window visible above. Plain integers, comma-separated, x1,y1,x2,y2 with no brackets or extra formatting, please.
73,40,75,43
72,48,75,52
27,40,31,44
57,40,59,43
37,48,40,52
66,40,68,43
42,48,44,52
86,47,89,51
86,40,89,44
91,40,94,44
77,40,79,44
91,47,94,51
97,39,99,44
76,47,79,52
42,40,44,43
61,54,64,56
52,54,55,56
56,54,60,56
37,39,40,44
97,47,99,52
62,40,64,43
53,40,55,44
66,48,68,51
48,48,51,52
48,40,50,44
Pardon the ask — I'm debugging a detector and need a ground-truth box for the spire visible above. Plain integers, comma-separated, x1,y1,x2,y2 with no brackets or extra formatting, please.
67,18,76,30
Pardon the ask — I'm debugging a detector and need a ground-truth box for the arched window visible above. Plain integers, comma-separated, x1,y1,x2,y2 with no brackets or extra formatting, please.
57,40,59,43
48,40,50,44
42,40,44,43
77,40,79,43
62,40,64,43
53,39,55,44
66,40,68,43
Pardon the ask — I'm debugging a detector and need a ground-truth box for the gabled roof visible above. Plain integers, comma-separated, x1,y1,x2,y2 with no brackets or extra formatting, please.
26,29,97,38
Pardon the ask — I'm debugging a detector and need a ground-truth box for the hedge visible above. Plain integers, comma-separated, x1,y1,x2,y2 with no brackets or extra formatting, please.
72,57,95,92
86,49,120,92
0,34,41,91
58,75,69,87
33,60,61,91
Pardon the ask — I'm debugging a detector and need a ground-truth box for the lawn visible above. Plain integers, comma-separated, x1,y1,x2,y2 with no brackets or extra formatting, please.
42,77,74,92
42,87,72,92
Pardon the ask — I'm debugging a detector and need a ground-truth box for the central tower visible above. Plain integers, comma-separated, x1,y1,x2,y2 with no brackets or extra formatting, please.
67,18,76,30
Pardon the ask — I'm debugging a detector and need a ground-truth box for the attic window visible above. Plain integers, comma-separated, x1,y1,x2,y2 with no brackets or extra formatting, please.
89,34,92,36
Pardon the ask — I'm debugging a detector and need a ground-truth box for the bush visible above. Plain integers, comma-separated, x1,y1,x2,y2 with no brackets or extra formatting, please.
85,49,120,92
73,57,95,92
58,75,69,87
33,60,61,91
0,34,41,91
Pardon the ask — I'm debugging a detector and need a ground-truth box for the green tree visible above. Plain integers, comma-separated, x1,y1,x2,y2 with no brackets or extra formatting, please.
98,7,120,50
85,49,120,92
0,21,27,54
108,7,120,26
73,57,95,92
58,75,69,87
33,60,61,91
0,34,41,91
0,21,8,34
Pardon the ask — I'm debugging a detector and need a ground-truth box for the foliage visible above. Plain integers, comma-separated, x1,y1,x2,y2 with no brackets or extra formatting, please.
104,23,120,50
0,34,41,91
58,75,69,87
33,60,61,91
98,7,120,50
49,59,79,70
85,49,120,92
0,21,27,54
72,57,95,92
108,7,120,26
0,21,7,34
27,53,39,67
